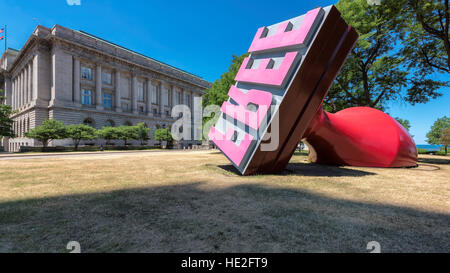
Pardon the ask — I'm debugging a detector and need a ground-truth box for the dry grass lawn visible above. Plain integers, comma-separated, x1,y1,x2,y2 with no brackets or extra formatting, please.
0,150,448,253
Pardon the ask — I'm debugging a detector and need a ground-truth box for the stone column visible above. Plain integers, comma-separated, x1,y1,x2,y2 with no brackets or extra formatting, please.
146,78,152,116
21,71,25,107
27,64,32,103
11,80,15,110
172,86,177,107
16,74,20,108
18,73,21,109
169,85,173,107
73,58,81,105
19,71,23,108
23,68,28,105
181,88,184,105
25,66,30,104
5,77,12,106
21,71,25,106
14,78,18,110
32,54,40,102
115,70,122,112
18,74,21,108
26,67,29,104
131,74,138,114
96,65,103,110
23,70,27,105
158,81,164,115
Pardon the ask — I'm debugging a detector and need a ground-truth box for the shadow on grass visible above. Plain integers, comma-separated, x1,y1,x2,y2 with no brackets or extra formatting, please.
218,162,376,177
0,181,448,253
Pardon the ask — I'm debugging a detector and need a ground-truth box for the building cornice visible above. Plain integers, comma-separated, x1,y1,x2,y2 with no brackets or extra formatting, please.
50,35,207,94
4,24,211,93
49,24,210,90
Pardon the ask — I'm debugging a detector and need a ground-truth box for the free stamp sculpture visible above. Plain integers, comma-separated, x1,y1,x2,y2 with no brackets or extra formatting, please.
209,5,418,175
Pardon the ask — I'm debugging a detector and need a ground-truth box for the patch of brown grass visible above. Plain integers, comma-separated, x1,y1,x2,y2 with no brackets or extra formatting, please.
0,151,448,253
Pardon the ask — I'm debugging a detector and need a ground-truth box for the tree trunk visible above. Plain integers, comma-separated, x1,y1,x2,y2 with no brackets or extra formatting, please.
41,140,49,152
444,37,450,72
362,69,370,106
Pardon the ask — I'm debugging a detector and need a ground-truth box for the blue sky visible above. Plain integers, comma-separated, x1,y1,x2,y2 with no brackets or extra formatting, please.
0,0,448,144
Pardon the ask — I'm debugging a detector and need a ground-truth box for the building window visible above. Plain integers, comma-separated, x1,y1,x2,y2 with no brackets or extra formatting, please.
83,118,94,127
81,67,92,80
163,88,169,106
151,85,157,104
103,71,112,85
185,94,191,107
153,108,157,114
106,120,115,127
82,89,93,105
121,102,129,112
175,91,181,106
103,93,112,109
137,81,144,101
165,110,170,116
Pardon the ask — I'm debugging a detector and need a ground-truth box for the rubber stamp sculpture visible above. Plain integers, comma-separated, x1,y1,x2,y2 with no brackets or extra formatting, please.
209,5,418,175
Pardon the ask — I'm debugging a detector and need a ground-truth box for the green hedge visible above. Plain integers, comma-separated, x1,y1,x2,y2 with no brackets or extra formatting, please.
417,148,448,156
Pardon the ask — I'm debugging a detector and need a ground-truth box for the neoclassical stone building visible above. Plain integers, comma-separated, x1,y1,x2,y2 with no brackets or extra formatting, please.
0,25,210,152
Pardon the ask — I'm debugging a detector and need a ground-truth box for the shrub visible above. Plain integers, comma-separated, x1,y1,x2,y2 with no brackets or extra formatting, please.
136,122,150,145
154,128,173,142
25,119,68,147
116,126,139,146
417,149,429,155
66,124,97,150
96,127,119,145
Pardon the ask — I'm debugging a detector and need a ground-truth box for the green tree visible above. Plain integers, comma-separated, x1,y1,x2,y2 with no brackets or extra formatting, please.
202,53,249,127
25,119,68,148
66,124,97,150
136,122,150,145
0,90,15,139
400,0,450,74
116,126,138,146
394,117,414,137
438,127,450,154
395,118,412,132
96,127,119,145
325,0,448,112
202,54,249,108
154,128,173,145
426,116,450,153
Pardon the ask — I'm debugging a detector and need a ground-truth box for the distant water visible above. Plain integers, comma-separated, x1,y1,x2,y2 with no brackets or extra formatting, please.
416,144,443,151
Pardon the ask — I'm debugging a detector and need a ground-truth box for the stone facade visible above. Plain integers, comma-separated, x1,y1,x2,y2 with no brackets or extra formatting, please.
0,25,210,152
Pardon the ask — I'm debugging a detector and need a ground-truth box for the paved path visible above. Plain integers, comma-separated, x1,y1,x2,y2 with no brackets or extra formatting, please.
0,150,213,160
